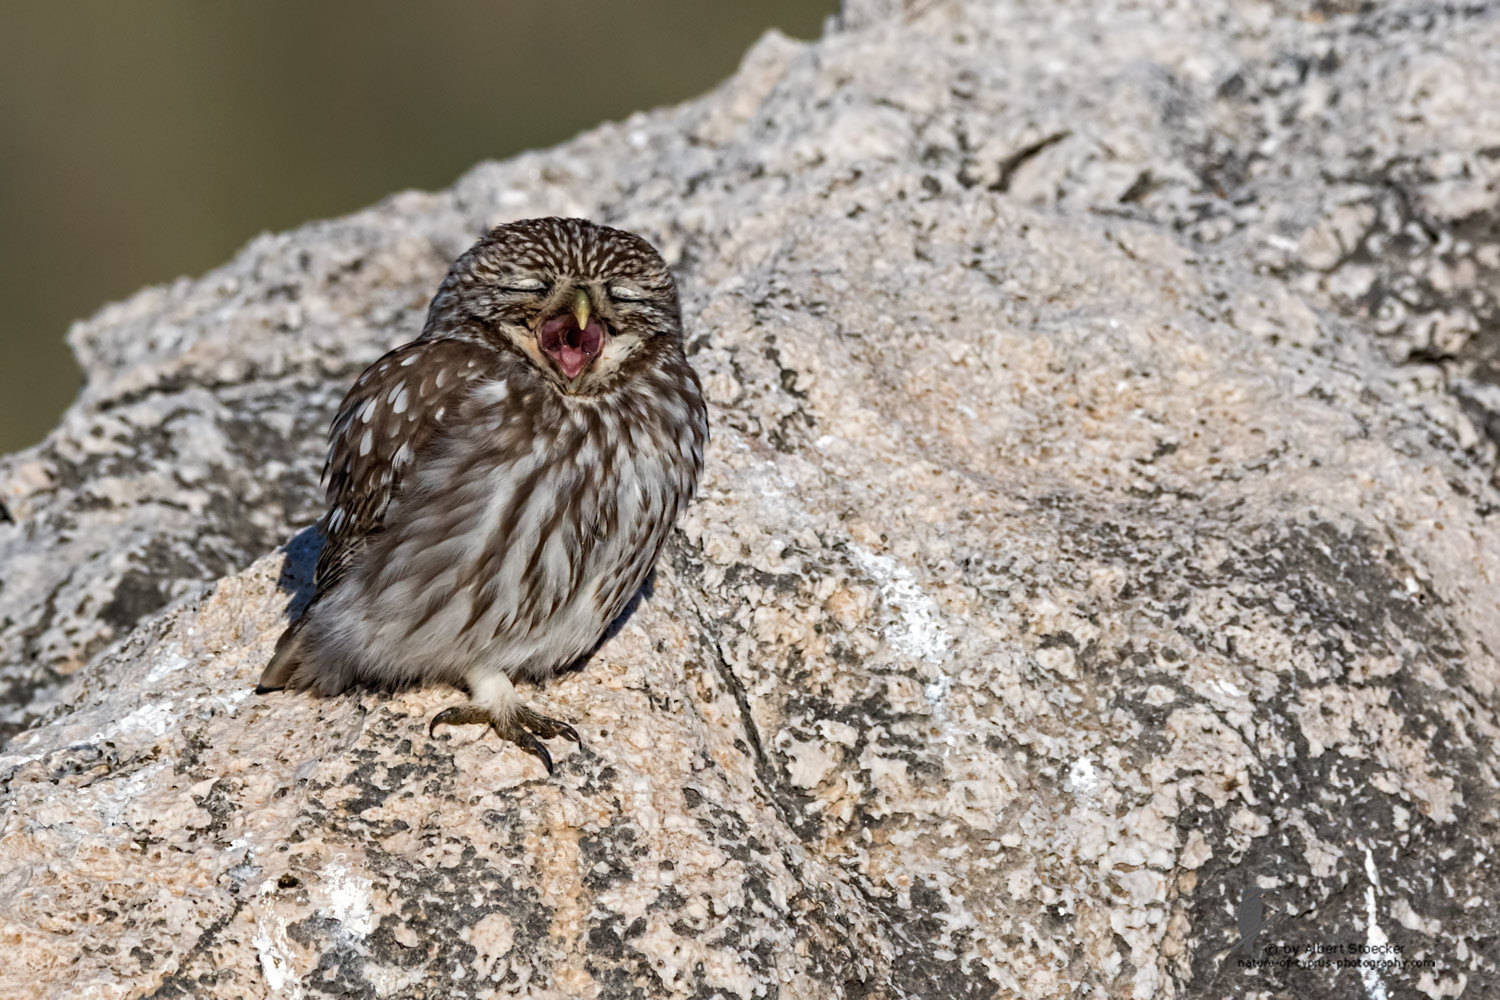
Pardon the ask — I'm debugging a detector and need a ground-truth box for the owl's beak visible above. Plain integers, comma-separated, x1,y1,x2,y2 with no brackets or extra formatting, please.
570,288,591,332
537,290,604,381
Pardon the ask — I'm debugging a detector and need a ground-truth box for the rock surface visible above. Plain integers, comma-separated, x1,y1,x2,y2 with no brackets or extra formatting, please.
3,1,1500,998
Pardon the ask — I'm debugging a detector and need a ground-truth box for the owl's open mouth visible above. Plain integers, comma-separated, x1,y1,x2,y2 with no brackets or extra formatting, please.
537,313,605,380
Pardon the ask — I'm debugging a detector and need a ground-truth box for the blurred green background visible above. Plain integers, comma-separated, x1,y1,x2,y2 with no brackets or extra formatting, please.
0,1,834,455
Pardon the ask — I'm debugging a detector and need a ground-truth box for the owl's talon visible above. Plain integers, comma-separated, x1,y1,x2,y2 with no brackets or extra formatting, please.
512,731,554,774
429,704,490,738
515,708,581,744
428,702,578,774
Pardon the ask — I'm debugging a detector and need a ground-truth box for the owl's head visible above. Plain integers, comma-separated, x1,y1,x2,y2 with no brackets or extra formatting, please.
423,217,682,394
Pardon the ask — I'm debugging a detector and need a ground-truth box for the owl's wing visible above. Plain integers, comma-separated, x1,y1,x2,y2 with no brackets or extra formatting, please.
314,337,495,594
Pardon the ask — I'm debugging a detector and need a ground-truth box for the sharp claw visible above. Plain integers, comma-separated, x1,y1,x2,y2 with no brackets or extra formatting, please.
516,709,582,745
517,731,554,774
429,705,483,738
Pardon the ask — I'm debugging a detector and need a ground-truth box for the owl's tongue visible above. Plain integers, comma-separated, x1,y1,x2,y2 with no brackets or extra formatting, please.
538,315,604,380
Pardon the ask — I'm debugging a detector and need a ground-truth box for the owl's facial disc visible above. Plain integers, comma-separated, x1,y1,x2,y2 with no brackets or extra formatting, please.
537,290,605,380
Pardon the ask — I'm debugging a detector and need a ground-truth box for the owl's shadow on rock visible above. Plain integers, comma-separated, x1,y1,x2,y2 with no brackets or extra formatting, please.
275,524,324,625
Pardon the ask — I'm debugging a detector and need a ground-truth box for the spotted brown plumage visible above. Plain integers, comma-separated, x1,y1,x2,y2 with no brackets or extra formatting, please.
257,218,708,773
314,338,495,593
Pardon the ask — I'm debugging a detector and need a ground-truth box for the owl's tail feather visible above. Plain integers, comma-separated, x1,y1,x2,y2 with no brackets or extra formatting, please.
256,623,306,693
257,614,358,695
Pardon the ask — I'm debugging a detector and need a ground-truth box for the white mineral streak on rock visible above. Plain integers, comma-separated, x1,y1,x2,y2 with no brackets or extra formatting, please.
252,896,302,1000
1067,756,1100,799
1364,847,1390,1000
320,860,374,938
105,700,177,740
144,648,191,683
848,543,952,664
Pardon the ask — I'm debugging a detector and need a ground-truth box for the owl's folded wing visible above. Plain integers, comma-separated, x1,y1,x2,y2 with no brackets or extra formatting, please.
314,337,496,594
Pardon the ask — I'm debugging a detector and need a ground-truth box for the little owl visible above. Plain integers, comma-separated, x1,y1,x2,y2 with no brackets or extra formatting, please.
257,217,708,773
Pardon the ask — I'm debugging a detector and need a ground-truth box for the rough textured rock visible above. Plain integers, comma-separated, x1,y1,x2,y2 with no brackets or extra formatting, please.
2,2,1499,998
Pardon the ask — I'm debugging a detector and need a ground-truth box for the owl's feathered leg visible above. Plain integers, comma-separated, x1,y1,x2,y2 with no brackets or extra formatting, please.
428,672,580,774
